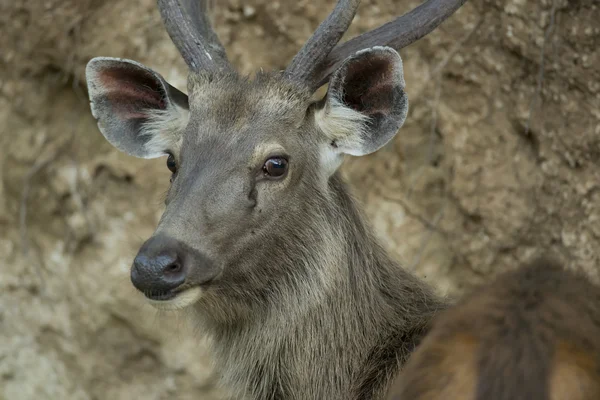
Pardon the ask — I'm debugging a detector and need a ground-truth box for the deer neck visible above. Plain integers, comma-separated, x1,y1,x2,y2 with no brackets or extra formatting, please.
198,174,444,399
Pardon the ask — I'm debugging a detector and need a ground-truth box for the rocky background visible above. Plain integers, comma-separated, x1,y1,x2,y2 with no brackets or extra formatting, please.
1,0,598,399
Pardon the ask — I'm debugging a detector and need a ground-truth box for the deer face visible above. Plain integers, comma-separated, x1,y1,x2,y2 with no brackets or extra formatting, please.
86,47,408,310
85,0,463,312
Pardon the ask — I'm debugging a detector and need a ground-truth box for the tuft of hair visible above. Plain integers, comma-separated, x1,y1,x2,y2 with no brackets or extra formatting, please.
387,258,600,400
140,106,189,154
314,97,370,152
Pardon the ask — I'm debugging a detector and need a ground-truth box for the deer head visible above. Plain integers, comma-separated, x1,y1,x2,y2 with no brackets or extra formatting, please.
85,0,466,315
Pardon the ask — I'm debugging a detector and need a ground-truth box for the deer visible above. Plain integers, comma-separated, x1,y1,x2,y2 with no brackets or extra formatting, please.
84,0,466,398
386,258,600,400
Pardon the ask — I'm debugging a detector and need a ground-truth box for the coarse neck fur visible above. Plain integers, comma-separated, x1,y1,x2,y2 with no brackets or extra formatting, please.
189,173,446,400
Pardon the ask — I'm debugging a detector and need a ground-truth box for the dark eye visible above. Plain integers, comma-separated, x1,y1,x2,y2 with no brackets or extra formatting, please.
263,157,288,179
166,154,177,174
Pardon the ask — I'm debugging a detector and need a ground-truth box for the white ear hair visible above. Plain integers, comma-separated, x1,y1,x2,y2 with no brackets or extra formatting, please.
315,98,370,155
141,107,189,154
313,46,408,175
316,98,370,174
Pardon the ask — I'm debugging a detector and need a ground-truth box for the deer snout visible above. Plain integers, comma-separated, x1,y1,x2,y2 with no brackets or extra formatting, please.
131,234,217,302
131,251,184,299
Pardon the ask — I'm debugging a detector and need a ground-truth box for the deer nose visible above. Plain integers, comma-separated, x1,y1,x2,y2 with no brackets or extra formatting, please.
131,236,187,299
131,253,185,297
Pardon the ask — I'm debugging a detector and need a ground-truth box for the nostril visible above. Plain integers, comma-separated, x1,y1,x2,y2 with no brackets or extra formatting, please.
157,256,186,289
163,261,182,275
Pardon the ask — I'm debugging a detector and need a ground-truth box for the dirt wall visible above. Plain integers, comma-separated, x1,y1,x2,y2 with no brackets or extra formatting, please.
1,0,598,399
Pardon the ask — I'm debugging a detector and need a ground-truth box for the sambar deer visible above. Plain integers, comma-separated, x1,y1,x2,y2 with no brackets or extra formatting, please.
85,0,465,398
386,258,600,400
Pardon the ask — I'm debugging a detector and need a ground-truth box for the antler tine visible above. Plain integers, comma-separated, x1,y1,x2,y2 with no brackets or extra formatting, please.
284,0,361,88
157,0,231,73
314,0,468,88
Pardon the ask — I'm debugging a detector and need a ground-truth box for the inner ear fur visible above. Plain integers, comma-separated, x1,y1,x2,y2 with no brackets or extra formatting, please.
315,46,408,156
86,57,189,159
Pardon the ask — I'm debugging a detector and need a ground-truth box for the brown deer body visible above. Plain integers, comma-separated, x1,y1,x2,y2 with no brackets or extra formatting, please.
84,0,465,398
387,259,600,400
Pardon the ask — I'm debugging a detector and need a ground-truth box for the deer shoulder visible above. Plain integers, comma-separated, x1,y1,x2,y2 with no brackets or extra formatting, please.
387,259,600,400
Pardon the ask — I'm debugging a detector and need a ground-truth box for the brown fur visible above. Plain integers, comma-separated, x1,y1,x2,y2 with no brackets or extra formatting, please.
85,2,471,397
387,259,600,400
550,342,600,400
87,52,446,399
166,72,444,399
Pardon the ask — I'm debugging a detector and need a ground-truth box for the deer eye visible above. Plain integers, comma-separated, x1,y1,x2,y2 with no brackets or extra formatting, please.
166,154,177,174
263,157,288,179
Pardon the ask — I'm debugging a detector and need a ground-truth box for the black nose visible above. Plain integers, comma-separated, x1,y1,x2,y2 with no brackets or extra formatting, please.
131,236,187,299
130,234,219,301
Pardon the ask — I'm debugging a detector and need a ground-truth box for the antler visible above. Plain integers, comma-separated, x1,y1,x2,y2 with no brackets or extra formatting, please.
284,0,361,86
285,0,467,90
157,0,231,72
316,0,468,88
157,0,466,87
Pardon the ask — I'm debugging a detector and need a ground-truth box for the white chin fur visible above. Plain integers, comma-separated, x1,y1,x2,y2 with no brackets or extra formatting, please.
146,287,203,311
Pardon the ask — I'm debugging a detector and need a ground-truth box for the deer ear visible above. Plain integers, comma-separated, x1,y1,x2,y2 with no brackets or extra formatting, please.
315,46,408,160
85,57,189,159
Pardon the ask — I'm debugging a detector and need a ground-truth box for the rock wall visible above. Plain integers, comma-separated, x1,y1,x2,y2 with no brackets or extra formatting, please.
1,0,598,399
